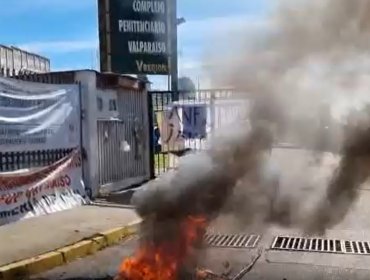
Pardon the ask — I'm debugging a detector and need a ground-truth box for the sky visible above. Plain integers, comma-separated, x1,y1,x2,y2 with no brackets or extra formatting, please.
0,0,271,89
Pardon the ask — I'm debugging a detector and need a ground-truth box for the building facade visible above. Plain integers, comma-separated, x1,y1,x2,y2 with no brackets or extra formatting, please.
0,45,50,77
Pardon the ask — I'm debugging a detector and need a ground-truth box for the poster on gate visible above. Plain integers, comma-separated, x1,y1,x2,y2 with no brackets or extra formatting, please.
156,99,251,152
0,77,80,152
0,149,88,226
156,107,185,152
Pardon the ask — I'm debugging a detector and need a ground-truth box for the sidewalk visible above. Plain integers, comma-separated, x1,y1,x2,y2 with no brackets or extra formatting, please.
0,205,139,267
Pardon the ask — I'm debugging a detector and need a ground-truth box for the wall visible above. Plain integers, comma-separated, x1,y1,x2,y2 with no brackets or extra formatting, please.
73,71,99,198
96,88,119,120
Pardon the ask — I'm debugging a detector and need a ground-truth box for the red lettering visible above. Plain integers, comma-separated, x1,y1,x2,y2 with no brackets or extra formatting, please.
46,178,55,189
54,175,71,188
64,175,71,186
25,189,31,199
4,194,13,205
25,185,42,199
52,178,58,189
60,176,66,188
16,191,22,200
4,191,23,205
27,174,72,192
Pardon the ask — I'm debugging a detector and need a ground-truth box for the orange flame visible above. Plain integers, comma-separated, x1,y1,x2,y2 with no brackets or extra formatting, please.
117,216,208,280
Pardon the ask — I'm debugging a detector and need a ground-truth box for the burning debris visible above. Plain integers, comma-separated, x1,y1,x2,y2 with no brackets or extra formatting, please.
116,124,271,280
117,216,207,280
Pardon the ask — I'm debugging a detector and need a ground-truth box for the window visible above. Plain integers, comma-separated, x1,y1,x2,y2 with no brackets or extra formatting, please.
97,97,103,111
109,99,117,111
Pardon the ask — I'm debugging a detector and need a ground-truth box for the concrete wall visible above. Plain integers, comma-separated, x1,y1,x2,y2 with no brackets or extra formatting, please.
96,88,119,120
73,71,100,198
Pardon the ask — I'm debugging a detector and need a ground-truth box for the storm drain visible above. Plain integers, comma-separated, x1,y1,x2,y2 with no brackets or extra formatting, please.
343,240,370,254
204,233,261,248
271,236,370,255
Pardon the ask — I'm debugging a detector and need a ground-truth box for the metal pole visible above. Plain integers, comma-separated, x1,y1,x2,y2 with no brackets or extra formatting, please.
147,88,155,180
169,0,178,100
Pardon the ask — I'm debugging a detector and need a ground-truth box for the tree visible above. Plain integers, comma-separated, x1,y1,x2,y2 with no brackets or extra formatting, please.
178,76,196,99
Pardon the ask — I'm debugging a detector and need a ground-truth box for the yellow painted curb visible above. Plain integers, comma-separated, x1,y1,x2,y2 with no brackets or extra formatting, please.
91,236,108,253
100,221,141,246
58,240,95,263
0,220,141,280
0,252,64,280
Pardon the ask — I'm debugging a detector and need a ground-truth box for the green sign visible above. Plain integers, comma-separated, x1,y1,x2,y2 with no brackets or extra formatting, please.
99,0,169,75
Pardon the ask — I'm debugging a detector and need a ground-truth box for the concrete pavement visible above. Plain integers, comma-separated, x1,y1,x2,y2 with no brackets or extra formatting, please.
0,205,140,280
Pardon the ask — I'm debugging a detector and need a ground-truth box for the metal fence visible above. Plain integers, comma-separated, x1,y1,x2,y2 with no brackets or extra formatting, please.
0,149,73,172
149,89,343,177
150,89,249,175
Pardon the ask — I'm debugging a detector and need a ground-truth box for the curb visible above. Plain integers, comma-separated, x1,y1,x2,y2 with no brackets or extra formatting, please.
0,220,141,280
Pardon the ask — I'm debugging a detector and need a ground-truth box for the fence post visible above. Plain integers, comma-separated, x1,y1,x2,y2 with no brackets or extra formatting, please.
147,91,155,179
78,81,84,161
77,81,91,198
210,91,216,133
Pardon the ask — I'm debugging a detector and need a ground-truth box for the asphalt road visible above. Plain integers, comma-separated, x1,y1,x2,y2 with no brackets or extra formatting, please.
32,236,370,280
32,236,137,280
33,148,370,279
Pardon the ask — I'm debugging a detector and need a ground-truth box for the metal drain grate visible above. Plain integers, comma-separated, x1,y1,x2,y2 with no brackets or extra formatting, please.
204,233,261,248
343,240,370,254
271,236,343,254
271,236,370,255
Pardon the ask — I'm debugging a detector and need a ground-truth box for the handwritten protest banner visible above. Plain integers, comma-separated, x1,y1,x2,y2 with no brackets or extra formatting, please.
0,150,87,225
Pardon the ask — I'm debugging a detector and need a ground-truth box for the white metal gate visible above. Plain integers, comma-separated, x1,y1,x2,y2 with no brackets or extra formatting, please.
97,88,151,192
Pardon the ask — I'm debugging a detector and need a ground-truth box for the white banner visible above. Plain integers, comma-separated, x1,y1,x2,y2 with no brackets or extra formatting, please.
0,150,88,225
0,77,80,152
157,99,250,151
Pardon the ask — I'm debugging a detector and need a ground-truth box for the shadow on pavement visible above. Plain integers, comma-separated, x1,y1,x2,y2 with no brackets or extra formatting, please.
104,190,136,204
90,203,135,210
93,189,137,208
